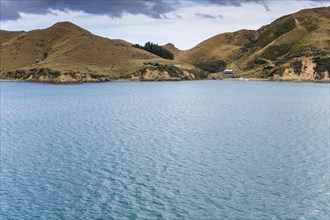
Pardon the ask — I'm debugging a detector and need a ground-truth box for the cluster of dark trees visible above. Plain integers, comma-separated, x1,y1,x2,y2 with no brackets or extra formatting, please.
133,42,174,60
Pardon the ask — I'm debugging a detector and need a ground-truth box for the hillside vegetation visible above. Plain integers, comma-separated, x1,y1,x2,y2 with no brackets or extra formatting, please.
133,42,174,60
175,6,330,81
0,22,183,82
1,6,329,82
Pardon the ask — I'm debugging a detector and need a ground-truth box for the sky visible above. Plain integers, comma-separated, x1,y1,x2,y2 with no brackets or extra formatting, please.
0,0,329,49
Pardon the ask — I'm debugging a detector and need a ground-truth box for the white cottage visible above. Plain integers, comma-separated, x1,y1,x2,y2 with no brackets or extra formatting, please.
224,69,235,74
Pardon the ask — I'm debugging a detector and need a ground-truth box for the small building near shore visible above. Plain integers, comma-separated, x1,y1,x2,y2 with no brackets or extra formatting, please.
224,69,235,74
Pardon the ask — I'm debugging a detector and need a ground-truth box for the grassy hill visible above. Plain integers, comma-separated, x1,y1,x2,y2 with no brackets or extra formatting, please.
0,22,185,82
1,7,329,82
176,6,330,81
0,30,25,44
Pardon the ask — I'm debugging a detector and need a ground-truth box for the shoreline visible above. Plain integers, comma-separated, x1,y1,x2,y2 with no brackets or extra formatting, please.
222,78,270,81
1,78,329,84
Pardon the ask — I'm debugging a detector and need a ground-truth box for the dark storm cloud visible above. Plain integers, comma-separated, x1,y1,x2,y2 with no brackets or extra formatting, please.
1,0,328,21
0,0,174,21
0,1,21,20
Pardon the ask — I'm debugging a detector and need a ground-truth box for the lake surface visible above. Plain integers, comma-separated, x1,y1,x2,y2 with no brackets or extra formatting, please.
1,80,329,219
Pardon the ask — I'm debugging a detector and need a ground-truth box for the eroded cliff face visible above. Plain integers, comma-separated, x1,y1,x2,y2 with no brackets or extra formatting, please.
131,68,173,81
272,57,329,81
0,66,198,83
131,67,195,81
0,68,112,83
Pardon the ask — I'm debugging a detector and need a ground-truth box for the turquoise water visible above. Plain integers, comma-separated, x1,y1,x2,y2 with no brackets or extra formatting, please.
1,80,329,219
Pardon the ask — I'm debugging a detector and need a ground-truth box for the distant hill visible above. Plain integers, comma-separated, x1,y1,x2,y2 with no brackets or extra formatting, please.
175,6,330,81
1,7,329,82
162,43,182,57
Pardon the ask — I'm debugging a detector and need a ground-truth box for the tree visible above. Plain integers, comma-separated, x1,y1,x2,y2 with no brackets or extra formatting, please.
133,42,174,60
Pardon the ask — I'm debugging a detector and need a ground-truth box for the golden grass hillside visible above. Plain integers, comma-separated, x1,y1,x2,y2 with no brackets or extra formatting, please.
0,30,25,44
0,22,184,82
1,7,329,82
174,6,329,81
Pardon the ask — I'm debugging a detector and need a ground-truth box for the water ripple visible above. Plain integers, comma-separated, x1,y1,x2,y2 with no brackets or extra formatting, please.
1,81,329,219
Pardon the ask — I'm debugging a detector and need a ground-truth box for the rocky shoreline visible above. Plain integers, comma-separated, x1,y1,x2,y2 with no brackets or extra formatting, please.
1,66,329,84
1,68,113,84
1,76,329,84
0,66,199,83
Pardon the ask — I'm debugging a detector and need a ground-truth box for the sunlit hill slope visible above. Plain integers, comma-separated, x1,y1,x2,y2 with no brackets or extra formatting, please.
1,7,329,82
175,6,330,81
0,22,182,82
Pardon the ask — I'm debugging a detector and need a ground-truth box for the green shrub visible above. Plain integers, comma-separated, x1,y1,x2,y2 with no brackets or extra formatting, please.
134,65,183,78
156,65,182,78
190,68,209,79
298,16,319,32
290,60,303,75
262,67,285,78
260,44,292,61
246,61,255,70
313,57,330,79
246,57,268,69
276,50,329,65
196,60,226,73
273,67,285,77
254,57,268,65
243,18,296,51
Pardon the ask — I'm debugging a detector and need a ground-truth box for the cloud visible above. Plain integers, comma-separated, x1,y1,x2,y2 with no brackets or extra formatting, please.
1,0,328,21
0,1,21,20
0,0,175,21
208,0,329,5
207,0,271,11
1,0,329,49
195,13,223,19
207,0,329,11
208,0,264,6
